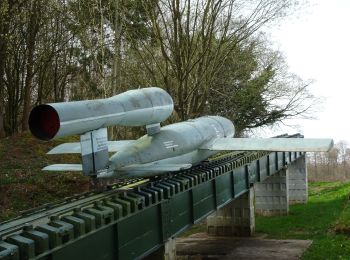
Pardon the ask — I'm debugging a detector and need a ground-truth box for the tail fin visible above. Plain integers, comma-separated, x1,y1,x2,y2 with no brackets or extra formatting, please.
80,128,109,176
47,140,136,154
43,164,82,171
44,128,110,176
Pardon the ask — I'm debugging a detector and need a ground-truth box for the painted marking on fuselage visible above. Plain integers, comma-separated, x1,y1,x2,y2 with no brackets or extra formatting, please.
211,124,221,137
163,141,179,149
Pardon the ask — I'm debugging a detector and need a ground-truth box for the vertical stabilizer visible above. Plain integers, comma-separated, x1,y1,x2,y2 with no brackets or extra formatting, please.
80,128,109,176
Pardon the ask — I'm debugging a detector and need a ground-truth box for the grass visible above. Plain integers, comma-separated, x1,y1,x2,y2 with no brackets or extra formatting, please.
0,132,89,222
256,181,350,259
180,181,350,259
335,201,350,235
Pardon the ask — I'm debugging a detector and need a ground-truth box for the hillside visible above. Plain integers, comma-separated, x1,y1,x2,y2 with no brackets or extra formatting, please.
0,133,89,222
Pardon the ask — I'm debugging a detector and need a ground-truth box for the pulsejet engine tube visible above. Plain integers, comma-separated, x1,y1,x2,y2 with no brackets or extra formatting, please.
29,87,174,141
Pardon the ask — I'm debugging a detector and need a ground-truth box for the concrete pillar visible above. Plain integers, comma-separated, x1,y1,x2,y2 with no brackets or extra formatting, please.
255,169,289,216
145,238,176,260
288,156,308,204
207,188,255,236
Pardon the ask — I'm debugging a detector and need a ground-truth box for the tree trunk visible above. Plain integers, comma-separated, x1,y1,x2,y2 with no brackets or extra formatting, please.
112,0,122,95
0,45,5,137
21,1,40,131
0,0,12,137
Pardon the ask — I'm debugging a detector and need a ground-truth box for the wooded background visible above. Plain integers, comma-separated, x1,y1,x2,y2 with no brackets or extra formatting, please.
0,0,316,139
308,141,350,182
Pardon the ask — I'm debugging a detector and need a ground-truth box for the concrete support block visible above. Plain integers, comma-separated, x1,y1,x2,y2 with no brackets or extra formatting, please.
255,169,289,216
145,238,176,260
207,188,255,236
288,156,308,204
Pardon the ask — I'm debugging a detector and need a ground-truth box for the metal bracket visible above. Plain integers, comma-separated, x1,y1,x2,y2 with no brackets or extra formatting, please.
146,123,161,135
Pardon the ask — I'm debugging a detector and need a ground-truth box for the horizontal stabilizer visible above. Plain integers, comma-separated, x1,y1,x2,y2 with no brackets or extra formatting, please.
120,163,192,173
47,140,136,154
43,164,82,171
200,138,333,152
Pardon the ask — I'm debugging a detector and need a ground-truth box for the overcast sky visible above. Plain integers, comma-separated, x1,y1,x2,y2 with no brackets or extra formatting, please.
256,0,350,144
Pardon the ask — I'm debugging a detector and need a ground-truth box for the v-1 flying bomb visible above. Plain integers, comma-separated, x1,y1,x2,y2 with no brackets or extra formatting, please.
29,87,333,179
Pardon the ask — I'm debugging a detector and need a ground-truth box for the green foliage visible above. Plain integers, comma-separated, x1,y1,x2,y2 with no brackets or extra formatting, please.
256,182,350,259
334,190,350,235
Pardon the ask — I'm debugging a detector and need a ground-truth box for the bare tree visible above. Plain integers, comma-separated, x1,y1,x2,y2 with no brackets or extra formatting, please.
308,141,350,182
0,1,12,137
0,0,316,139
130,0,301,121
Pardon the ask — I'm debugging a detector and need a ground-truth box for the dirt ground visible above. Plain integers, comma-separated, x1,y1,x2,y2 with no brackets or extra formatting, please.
176,233,312,260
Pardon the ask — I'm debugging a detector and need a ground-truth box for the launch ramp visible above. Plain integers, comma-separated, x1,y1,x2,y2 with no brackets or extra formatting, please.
0,135,307,260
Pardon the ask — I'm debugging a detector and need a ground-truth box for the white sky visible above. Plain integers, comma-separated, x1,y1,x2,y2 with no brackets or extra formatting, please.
256,0,350,144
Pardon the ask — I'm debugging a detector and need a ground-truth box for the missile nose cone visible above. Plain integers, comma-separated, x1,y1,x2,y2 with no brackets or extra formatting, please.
29,104,60,141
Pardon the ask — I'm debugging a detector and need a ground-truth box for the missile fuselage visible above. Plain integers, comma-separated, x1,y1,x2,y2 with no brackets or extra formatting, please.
110,116,235,177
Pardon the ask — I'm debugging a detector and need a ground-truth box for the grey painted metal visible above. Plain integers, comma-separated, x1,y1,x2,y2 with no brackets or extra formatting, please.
28,87,333,178
28,87,174,140
47,140,136,154
202,137,334,152
44,115,332,178
0,148,305,260
109,116,234,177
80,128,109,176
42,164,83,171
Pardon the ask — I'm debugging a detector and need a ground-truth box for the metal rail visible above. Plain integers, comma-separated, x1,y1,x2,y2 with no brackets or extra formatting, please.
0,135,304,260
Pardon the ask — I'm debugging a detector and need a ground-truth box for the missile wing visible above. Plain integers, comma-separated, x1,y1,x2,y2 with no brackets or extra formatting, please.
200,138,334,152
43,162,192,176
43,164,83,171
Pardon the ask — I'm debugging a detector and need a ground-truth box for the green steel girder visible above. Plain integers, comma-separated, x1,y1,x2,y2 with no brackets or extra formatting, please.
0,151,304,260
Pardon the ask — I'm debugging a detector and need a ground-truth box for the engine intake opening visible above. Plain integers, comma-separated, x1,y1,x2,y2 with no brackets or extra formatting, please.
29,105,60,141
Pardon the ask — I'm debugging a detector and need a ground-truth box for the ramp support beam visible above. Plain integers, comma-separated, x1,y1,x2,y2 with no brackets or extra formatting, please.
288,156,308,204
255,169,289,216
207,188,255,236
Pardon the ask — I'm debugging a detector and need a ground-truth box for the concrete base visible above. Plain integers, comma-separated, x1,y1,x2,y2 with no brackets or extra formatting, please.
177,233,312,260
255,170,289,216
207,188,255,236
288,156,308,204
145,238,176,260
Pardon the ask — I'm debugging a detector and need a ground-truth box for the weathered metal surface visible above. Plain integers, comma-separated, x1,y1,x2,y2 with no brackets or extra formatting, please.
109,116,234,177
28,87,332,178
42,114,331,179
203,137,334,152
79,128,109,176
28,87,174,140
47,140,136,154
0,147,304,260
